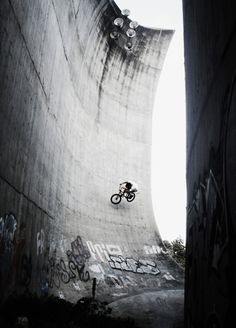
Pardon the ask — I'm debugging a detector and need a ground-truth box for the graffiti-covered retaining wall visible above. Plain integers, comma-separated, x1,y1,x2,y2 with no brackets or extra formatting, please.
0,0,183,311
183,0,236,326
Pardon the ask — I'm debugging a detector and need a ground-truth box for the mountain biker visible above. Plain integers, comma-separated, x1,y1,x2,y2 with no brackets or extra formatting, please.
119,181,138,194
110,181,138,204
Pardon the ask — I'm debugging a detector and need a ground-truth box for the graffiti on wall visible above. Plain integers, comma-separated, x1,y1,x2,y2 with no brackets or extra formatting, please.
188,169,228,272
0,213,17,255
86,241,122,262
108,255,161,275
86,240,161,276
186,167,229,326
15,234,92,291
68,236,91,265
39,236,91,290
144,245,168,255
36,229,45,256
0,213,18,297
105,273,138,289
0,211,163,296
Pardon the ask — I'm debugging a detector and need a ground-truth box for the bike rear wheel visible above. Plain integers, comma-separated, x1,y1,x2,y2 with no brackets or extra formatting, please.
127,192,135,202
111,194,122,204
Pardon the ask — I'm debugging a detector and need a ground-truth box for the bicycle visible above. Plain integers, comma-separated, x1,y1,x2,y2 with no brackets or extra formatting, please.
110,190,136,204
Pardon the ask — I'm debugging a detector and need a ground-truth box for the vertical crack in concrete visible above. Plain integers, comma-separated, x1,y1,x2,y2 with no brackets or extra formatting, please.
51,0,69,62
75,1,81,19
96,43,112,123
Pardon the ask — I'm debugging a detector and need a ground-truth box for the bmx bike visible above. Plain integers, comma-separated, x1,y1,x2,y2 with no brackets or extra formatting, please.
110,190,136,204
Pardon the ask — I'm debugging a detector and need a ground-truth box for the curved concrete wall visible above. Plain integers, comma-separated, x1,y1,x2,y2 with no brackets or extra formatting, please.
0,0,183,309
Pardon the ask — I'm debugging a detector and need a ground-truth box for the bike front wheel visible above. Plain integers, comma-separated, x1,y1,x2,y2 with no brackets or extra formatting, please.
127,192,135,202
111,194,122,204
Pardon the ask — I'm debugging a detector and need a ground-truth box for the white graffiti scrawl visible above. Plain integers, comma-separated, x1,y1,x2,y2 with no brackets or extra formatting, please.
144,245,168,255
86,241,122,262
108,255,161,275
36,229,45,256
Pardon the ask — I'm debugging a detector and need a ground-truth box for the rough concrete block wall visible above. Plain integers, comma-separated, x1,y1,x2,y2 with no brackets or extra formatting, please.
0,0,183,317
183,0,236,326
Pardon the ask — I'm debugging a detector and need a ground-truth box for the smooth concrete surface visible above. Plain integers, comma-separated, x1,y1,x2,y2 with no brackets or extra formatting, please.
0,0,183,326
110,290,184,328
183,0,236,326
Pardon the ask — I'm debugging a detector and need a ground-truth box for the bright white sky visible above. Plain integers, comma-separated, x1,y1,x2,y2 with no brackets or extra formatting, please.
115,0,186,243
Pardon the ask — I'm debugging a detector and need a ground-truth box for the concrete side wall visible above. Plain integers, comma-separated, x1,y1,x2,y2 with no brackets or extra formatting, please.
0,0,183,306
183,0,236,326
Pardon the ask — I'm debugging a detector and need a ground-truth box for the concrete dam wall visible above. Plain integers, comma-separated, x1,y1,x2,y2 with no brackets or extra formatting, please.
0,0,183,315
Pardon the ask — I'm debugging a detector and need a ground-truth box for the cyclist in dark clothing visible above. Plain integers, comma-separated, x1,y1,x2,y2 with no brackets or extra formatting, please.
119,181,138,194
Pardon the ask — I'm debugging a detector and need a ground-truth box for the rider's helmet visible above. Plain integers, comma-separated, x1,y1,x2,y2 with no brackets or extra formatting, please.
126,182,132,190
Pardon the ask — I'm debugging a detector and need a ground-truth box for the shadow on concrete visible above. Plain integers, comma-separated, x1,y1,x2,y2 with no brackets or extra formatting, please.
0,292,137,328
